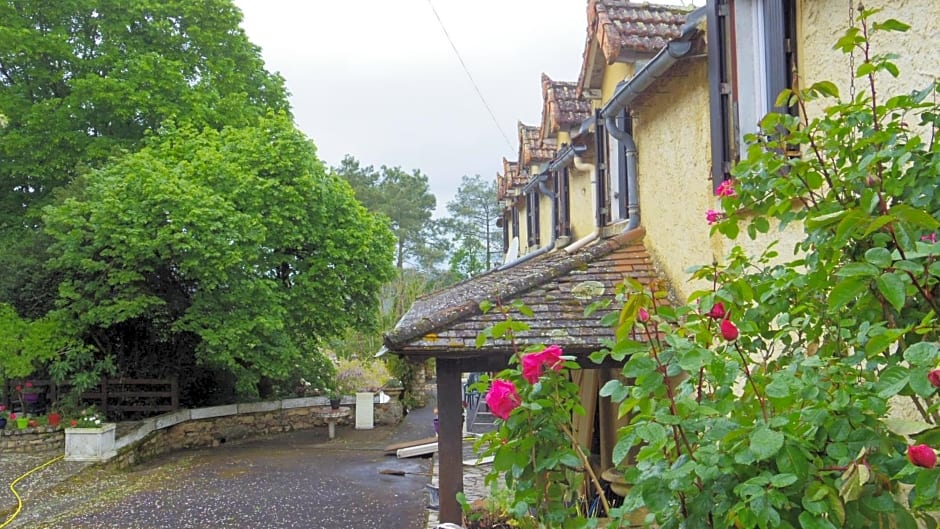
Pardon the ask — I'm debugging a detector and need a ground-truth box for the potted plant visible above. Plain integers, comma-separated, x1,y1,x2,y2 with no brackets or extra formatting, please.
47,409,62,427
11,412,28,429
328,390,342,409
0,405,7,429
64,408,116,462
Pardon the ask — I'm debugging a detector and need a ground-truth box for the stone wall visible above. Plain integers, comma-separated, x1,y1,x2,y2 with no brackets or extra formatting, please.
4,393,404,461
0,426,65,454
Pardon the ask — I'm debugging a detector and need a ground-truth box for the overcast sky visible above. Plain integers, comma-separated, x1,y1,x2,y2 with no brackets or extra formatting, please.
233,0,698,215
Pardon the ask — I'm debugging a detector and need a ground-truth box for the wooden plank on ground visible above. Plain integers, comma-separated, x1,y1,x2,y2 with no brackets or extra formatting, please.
383,436,438,454
396,442,439,458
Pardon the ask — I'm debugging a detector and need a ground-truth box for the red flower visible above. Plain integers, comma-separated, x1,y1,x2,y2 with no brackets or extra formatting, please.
9,413,16,420
70,419,78,428
908,444,937,468
14,385,21,392
716,180,737,198
25,381,33,388
720,319,739,341
706,209,723,225
521,345,564,384
638,307,650,323
928,369,940,389
708,302,726,320
485,379,521,420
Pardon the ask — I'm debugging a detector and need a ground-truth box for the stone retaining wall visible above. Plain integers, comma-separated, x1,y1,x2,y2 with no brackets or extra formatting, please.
3,392,404,459
0,426,65,454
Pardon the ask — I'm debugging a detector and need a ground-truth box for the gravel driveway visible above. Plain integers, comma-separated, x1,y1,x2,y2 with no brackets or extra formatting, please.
1,403,436,529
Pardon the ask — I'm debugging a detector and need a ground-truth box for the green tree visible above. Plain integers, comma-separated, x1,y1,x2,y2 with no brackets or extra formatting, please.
43,115,396,398
333,155,437,270
0,0,289,315
444,174,500,274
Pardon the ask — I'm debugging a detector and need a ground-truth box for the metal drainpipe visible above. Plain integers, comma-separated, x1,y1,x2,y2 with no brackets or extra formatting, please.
497,178,557,270
605,115,640,231
564,155,599,254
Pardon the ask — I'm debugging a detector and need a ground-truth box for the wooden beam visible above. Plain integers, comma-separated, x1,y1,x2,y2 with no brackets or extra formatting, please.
437,358,464,524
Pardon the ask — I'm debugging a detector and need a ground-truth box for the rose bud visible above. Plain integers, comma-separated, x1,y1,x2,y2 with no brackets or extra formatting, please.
720,319,739,341
928,369,940,389
908,444,937,468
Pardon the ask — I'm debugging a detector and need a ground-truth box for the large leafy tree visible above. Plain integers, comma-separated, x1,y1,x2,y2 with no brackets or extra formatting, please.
333,155,438,270
0,0,289,316
43,115,396,397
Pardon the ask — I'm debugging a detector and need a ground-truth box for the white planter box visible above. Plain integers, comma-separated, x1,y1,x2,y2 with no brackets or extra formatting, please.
355,392,374,430
65,423,117,462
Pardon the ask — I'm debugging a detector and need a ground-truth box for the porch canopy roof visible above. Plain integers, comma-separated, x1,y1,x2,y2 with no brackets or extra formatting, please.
383,227,662,364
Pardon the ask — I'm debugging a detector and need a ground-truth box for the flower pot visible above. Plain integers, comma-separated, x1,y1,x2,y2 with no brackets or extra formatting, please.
329,398,341,409
48,412,62,427
23,392,39,403
65,423,117,462
16,417,28,429
0,417,6,429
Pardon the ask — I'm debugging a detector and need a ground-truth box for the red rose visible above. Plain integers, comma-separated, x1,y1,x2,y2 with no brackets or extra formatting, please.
708,302,726,320
720,319,739,341
485,379,521,420
70,419,78,427
521,345,564,384
908,444,937,468
25,381,33,388
928,369,940,389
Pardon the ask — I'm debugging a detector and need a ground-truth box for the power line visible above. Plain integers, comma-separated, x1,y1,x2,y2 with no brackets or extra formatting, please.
425,0,515,153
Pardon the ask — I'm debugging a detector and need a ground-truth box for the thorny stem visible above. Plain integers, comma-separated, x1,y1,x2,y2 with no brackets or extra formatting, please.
797,96,841,204
734,342,770,423
641,321,698,461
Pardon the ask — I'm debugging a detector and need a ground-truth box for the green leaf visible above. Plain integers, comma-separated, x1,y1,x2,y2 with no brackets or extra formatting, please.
865,247,894,268
884,419,936,436
828,277,870,311
750,426,784,461
876,273,906,312
903,342,939,366
770,473,798,488
835,262,879,278
891,204,940,230
873,19,911,32
875,365,909,398
810,81,840,98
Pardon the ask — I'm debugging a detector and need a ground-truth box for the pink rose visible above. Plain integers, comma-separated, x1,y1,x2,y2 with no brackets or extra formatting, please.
720,319,739,341
706,209,723,225
708,302,726,320
485,379,521,420
521,345,564,384
928,369,940,388
716,180,737,197
908,444,937,468
638,307,650,323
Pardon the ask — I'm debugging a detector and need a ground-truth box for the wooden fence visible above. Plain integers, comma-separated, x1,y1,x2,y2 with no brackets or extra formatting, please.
2,377,179,419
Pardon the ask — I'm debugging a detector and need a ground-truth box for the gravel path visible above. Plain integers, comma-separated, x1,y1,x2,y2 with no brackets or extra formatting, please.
0,400,438,529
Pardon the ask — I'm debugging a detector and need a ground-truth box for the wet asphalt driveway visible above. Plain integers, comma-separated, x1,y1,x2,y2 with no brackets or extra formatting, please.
5,402,436,529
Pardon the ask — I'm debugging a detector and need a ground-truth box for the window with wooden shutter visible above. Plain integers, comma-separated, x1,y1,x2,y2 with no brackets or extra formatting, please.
708,0,797,190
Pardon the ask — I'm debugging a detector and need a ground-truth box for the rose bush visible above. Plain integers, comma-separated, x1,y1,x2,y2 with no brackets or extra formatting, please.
473,12,938,528
592,11,940,528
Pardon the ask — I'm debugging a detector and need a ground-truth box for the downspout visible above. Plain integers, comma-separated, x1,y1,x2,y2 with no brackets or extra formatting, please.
599,7,705,234
604,116,640,231
497,174,557,270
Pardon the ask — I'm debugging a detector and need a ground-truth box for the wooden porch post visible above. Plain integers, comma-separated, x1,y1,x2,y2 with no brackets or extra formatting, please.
436,358,464,524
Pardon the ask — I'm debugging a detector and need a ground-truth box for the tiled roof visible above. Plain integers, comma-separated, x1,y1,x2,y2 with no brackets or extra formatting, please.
519,122,554,166
541,73,593,137
593,0,689,59
384,228,668,358
578,1,690,94
497,158,526,201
